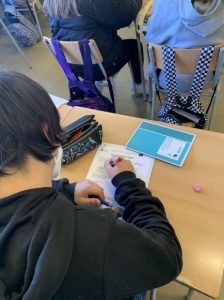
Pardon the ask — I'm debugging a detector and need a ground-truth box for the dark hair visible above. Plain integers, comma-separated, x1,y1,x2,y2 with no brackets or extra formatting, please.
0,71,64,176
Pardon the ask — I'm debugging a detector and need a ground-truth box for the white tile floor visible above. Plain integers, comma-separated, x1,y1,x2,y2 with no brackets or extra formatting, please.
0,12,224,300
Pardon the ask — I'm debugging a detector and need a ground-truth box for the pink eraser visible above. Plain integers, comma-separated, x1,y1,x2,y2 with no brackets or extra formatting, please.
193,184,202,193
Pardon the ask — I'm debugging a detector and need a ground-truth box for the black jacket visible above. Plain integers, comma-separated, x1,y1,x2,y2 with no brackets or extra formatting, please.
49,0,142,68
0,172,182,300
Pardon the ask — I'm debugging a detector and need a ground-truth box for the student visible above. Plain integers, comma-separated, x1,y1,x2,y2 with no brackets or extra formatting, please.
43,0,146,94
0,71,182,300
146,0,224,92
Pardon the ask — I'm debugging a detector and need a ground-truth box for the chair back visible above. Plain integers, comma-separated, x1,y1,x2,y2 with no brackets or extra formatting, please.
148,43,224,88
42,36,103,65
135,0,152,33
148,43,224,73
148,43,224,126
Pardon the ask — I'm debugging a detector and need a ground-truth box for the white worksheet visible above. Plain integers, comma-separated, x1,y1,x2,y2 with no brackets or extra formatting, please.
86,143,154,207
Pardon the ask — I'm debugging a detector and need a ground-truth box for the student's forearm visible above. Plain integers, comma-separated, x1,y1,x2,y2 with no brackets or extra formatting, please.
112,171,182,257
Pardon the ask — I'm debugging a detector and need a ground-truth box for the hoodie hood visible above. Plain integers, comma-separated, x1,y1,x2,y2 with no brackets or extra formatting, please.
0,188,75,300
179,0,224,37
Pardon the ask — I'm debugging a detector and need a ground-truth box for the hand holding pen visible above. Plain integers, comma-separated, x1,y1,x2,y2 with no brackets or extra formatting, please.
75,179,104,206
81,157,134,208
110,156,122,167
104,156,135,180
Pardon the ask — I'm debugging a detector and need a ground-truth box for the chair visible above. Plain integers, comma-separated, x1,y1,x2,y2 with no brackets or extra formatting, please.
148,44,224,130
43,36,136,106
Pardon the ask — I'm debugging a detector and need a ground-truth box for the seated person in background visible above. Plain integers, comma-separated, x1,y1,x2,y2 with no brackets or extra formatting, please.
146,0,224,92
0,71,182,300
43,0,146,94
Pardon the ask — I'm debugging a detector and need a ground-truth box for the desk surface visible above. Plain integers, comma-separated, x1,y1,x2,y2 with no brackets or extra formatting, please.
59,106,224,298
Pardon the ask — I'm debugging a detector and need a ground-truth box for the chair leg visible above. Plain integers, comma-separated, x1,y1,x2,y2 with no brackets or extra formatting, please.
151,82,157,120
185,288,194,300
128,61,137,94
0,18,32,69
142,289,156,300
135,27,147,101
208,83,220,130
150,289,157,300
110,77,117,110
148,76,152,103
32,1,43,38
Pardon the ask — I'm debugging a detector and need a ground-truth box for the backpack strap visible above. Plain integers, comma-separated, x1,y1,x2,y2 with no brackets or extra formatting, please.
159,46,179,119
78,39,115,104
162,46,179,99
78,39,94,82
51,38,77,84
51,38,115,104
189,45,215,100
160,45,215,126
163,45,215,100
51,38,84,101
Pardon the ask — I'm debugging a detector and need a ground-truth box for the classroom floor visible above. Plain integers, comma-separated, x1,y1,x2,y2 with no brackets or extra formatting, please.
0,12,224,300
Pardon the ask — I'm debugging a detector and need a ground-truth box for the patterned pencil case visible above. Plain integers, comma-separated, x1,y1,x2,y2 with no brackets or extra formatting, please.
62,114,103,165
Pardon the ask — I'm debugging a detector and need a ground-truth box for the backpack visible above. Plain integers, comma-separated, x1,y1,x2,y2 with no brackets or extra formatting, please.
4,1,40,47
51,38,116,113
158,45,215,128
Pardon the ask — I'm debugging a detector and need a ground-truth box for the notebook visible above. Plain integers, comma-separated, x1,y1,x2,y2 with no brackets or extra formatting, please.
126,121,196,167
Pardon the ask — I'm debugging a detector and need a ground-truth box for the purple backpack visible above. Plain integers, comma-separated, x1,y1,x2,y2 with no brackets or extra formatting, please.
51,38,115,113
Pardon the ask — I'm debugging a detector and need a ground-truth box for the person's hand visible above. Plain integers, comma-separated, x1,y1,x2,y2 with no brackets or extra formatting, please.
75,179,104,206
104,157,135,180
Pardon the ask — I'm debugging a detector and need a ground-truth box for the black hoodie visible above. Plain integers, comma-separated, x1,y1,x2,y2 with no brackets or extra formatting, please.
0,172,182,300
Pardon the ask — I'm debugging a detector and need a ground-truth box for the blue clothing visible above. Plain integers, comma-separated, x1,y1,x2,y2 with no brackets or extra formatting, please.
146,0,224,91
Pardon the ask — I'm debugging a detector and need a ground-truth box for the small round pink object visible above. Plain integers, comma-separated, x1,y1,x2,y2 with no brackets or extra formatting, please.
193,183,202,193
